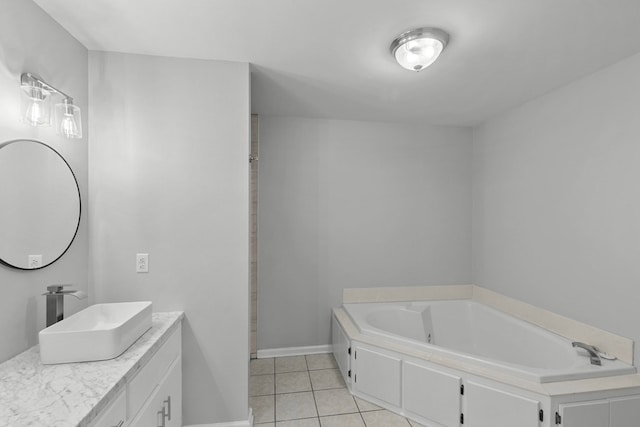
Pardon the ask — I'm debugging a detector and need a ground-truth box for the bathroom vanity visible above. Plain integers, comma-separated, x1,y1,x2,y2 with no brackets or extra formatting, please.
0,311,183,427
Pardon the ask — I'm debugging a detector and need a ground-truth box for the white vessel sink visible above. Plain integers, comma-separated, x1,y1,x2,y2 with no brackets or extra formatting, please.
39,301,152,364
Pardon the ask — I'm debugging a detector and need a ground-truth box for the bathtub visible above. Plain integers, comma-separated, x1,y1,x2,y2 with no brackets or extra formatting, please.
343,300,636,383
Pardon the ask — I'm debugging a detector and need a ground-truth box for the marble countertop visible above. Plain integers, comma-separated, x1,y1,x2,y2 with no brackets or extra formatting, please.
0,311,184,427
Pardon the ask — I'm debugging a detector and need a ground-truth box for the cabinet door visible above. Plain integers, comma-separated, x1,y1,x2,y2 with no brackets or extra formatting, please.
129,356,182,427
332,314,350,385
128,390,164,427
404,361,461,427
465,381,540,427
163,356,182,427
89,389,127,427
353,346,402,407
129,328,181,417
610,396,640,427
559,400,609,427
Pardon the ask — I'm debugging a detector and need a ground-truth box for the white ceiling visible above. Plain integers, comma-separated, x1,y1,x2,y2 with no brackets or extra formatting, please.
34,0,640,126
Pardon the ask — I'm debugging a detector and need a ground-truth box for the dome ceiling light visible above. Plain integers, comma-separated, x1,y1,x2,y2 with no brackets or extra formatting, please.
390,27,449,72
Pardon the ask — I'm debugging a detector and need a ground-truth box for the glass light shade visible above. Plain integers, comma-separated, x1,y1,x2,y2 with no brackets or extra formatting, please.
20,85,51,126
390,28,449,72
394,38,444,71
55,100,82,139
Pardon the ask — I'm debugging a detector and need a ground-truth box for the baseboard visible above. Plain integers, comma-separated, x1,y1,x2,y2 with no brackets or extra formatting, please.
184,422,249,427
185,420,250,427
257,344,333,358
186,408,253,427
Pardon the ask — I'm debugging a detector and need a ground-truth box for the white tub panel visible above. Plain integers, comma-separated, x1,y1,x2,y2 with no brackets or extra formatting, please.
559,400,610,427
332,313,351,385
404,361,461,427
354,346,402,407
465,381,540,427
610,396,640,427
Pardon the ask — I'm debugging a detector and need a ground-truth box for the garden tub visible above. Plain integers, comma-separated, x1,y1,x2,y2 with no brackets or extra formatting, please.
343,300,635,383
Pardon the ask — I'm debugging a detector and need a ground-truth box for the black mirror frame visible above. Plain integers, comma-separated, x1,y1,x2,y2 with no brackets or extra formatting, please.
0,139,82,270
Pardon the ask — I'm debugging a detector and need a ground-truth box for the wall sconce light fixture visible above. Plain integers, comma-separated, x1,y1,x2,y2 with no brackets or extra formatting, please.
20,73,82,139
390,27,449,72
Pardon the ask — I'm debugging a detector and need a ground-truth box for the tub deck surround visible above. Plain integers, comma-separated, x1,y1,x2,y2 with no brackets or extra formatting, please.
336,287,640,426
342,284,475,304
0,311,184,427
343,300,636,383
335,307,545,396
335,305,640,397
472,286,635,366
343,284,634,365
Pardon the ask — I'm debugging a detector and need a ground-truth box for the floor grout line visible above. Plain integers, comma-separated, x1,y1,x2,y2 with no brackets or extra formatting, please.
251,355,420,426
271,363,275,425
310,377,321,422
359,410,368,427
272,374,275,425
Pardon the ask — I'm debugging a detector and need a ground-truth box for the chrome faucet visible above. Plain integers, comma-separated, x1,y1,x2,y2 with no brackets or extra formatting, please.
572,342,602,366
43,285,87,327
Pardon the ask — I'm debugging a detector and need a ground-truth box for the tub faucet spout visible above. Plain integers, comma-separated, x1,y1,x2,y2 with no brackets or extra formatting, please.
572,342,602,366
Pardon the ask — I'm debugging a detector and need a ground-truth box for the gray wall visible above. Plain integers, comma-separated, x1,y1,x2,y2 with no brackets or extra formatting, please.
88,52,250,424
472,52,640,365
0,0,88,363
258,116,472,350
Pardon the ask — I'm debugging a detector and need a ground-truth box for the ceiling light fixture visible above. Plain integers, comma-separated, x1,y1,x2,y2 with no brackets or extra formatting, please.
20,73,82,139
390,27,449,72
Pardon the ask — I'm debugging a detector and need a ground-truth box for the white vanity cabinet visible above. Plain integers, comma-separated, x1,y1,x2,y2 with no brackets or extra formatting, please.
128,327,182,427
129,356,182,427
88,388,127,427
0,312,183,427
88,325,182,427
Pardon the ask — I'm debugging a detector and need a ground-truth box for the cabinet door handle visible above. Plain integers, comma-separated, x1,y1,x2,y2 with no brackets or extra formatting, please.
157,407,166,427
164,395,172,421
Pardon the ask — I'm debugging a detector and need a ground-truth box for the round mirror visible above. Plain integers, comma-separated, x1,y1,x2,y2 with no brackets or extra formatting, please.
0,139,81,270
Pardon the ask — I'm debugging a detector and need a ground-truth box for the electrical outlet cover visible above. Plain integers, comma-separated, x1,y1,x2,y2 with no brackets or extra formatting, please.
28,255,43,268
136,253,149,273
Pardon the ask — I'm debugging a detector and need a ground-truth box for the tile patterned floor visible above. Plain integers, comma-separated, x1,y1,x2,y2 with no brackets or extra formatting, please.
250,354,425,427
